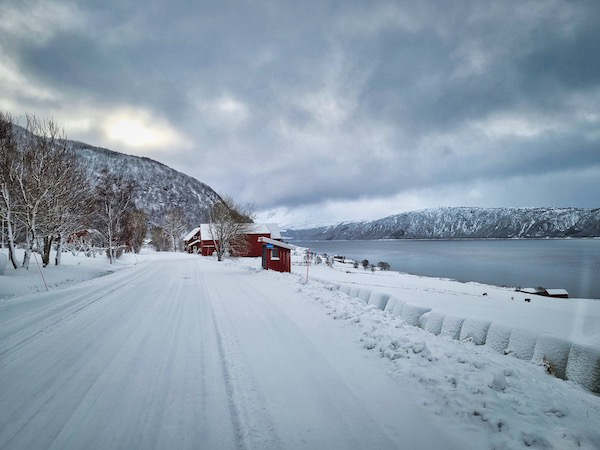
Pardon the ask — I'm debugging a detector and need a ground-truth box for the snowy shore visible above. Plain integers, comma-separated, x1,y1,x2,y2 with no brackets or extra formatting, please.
300,259,600,348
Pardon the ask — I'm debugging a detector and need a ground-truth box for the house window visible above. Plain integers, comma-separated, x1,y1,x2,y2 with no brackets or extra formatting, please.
271,247,280,260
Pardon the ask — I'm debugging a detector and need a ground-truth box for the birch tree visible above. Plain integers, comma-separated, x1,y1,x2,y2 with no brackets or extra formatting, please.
43,148,94,266
164,207,187,251
16,116,72,269
94,170,135,263
0,112,19,269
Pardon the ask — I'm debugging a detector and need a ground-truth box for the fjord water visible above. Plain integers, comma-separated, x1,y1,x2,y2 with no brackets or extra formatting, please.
294,239,600,299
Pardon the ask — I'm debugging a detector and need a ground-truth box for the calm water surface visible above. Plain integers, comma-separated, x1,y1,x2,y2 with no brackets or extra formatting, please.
293,239,600,299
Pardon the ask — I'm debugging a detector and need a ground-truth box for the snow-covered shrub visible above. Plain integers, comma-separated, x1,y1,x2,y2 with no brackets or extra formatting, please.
358,288,372,304
422,312,445,335
485,323,511,354
505,329,537,360
459,319,491,345
368,292,390,310
532,335,571,380
566,344,600,393
440,316,465,340
401,304,431,326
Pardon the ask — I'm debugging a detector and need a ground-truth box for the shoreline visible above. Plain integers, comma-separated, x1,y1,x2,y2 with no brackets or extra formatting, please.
290,236,600,242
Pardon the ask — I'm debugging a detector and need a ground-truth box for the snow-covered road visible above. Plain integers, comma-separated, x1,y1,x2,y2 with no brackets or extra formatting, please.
0,257,470,449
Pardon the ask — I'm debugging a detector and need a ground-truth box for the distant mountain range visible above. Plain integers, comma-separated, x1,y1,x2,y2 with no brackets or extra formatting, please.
286,207,600,240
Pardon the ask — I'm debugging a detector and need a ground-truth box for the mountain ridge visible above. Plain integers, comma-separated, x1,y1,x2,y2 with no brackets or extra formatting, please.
12,124,222,227
69,139,222,227
286,207,600,240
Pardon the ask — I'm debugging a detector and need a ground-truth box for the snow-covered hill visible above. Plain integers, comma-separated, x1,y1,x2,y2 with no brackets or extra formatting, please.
69,140,222,226
287,207,600,240
11,124,222,227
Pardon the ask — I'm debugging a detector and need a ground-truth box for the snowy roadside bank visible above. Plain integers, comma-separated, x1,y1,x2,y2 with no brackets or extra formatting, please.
0,248,195,301
226,258,600,449
284,256,600,394
300,260,600,348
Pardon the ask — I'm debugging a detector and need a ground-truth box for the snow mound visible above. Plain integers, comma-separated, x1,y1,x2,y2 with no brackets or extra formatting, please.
340,285,352,295
506,329,537,360
485,323,512,354
532,335,571,380
384,297,405,317
489,371,507,391
358,288,372,304
401,304,431,326
368,292,390,310
566,344,600,393
459,319,491,345
440,316,465,340
349,287,360,298
421,312,445,335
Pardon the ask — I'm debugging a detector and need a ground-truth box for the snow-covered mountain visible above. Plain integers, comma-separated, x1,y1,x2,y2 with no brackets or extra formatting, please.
286,207,600,240
68,140,222,227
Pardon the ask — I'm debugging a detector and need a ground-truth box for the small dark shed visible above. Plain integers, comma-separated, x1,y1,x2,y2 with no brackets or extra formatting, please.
258,237,294,273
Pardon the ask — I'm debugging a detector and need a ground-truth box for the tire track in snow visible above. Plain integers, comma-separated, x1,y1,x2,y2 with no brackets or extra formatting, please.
201,272,247,450
199,268,282,450
0,264,166,449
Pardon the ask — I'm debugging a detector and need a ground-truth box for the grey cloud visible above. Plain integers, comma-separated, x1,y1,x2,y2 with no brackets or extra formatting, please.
1,0,599,221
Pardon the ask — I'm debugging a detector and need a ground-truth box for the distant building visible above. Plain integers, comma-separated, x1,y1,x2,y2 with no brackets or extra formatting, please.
259,237,293,273
183,223,281,257
517,287,569,298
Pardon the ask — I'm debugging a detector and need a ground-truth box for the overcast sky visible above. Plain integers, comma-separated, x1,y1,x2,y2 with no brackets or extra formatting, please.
1,0,599,227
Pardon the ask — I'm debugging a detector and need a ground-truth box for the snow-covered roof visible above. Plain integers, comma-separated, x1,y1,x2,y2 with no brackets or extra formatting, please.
198,223,281,241
183,227,201,241
258,237,296,250
519,288,543,294
545,289,568,296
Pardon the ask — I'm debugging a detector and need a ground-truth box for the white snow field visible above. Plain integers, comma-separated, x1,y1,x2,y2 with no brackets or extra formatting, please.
1,254,599,449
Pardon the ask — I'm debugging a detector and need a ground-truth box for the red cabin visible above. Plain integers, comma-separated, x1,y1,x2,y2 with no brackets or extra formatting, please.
183,223,281,257
259,237,293,273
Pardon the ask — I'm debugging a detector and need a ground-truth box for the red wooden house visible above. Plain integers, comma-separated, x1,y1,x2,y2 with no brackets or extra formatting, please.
183,223,281,257
258,237,293,273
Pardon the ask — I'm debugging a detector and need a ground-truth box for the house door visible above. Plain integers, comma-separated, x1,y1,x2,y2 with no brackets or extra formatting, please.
262,246,267,269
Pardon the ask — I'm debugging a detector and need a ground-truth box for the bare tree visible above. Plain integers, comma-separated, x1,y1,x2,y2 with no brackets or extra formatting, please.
207,196,253,261
94,170,135,263
41,143,94,266
163,207,187,251
150,225,170,251
0,112,19,269
14,115,76,269
121,209,148,253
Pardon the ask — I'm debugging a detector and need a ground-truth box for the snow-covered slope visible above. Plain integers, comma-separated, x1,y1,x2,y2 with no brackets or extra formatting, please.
69,141,222,226
287,207,600,240
11,124,222,227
